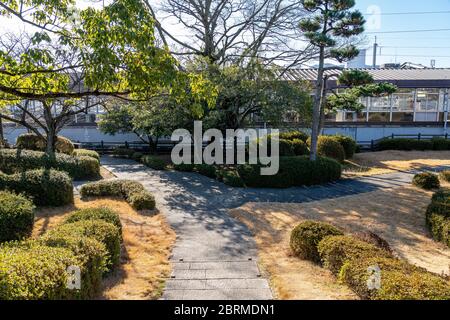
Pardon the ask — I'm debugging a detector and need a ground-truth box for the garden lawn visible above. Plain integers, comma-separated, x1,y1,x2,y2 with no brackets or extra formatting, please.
230,183,450,300
344,150,450,176
33,197,175,300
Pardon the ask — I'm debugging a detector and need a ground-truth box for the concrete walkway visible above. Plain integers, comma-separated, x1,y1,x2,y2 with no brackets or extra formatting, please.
100,156,449,300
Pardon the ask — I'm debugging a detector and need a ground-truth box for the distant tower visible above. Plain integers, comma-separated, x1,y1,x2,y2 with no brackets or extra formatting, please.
347,49,367,68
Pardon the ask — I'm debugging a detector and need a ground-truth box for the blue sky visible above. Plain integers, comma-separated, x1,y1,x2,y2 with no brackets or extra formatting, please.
354,0,450,67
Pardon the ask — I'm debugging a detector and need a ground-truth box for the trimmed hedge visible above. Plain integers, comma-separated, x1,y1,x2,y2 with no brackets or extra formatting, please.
0,149,99,180
40,233,107,298
196,164,217,178
431,138,450,151
0,169,74,206
173,163,196,172
237,156,342,188
0,241,79,300
16,133,75,155
131,152,144,162
0,191,35,242
45,220,121,271
64,207,122,235
279,131,310,143
332,135,357,159
317,235,391,275
412,172,440,190
142,155,166,170
220,169,245,187
439,170,450,182
353,231,392,254
73,149,100,161
316,136,346,163
261,136,309,157
290,221,343,263
339,255,450,300
80,180,155,210
426,189,450,247
378,138,434,151
112,147,135,158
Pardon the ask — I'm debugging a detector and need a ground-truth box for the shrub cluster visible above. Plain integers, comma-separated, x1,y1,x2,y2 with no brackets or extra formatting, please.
73,149,100,161
112,147,135,158
80,180,155,210
0,241,80,300
278,131,309,143
315,234,450,299
0,149,99,180
426,189,450,248
141,155,166,170
378,138,434,151
264,132,310,156
290,221,343,263
64,207,122,234
0,191,35,242
332,135,357,159
16,133,75,155
237,156,342,188
412,172,440,190
310,136,346,163
0,169,74,206
431,138,450,150
439,170,450,183
218,169,245,187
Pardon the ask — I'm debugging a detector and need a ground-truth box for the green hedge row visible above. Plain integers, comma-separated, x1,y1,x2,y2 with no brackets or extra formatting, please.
80,180,155,210
16,134,75,155
426,189,450,248
237,156,342,188
142,155,166,170
0,207,123,300
0,149,99,180
378,138,450,151
0,191,35,243
289,221,450,300
0,169,74,206
73,149,100,161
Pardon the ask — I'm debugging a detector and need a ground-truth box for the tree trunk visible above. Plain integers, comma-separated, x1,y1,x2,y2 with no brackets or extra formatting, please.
0,117,4,146
43,104,57,156
309,46,325,161
318,76,328,135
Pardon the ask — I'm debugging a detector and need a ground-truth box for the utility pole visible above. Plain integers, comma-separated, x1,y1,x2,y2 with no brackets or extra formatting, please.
372,36,378,68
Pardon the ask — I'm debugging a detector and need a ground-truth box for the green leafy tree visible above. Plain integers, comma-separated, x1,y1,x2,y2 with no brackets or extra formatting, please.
0,0,215,154
299,0,365,160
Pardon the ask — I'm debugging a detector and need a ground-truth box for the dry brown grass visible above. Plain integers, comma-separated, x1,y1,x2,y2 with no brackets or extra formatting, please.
33,197,176,300
230,184,450,300
344,150,450,177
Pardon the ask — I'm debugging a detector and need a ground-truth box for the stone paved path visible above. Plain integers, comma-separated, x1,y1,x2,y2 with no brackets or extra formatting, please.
99,156,449,300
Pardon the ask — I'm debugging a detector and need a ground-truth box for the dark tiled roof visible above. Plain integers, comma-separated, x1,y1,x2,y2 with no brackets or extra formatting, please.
280,68,450,82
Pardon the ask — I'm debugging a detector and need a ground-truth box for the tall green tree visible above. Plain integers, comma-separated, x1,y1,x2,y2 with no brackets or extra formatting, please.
299,0,365,160
0,0,215,154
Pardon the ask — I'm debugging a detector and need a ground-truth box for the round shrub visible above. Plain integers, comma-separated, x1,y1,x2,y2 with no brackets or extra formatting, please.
0,241,78,300
290,221,343,263
80,180,124,198
237,156,342,188
278,139,296,156
291,139,309,156
332,135,357,159
0,191,35,242
412,172,440,190
316,136,346,163
279,131,309,142
0,169,74,206
439,170,450,183
128,191,156,210
353,231,392,254
76,156,100,179
339,255,450,300
40,233,107,297
142,155,166,170
73,149,100,161
317,235,391,275
195,164,217,178
16,134,74,155
221,170,245,187
64,207,122,234
47,220,121,271
426,189,450,247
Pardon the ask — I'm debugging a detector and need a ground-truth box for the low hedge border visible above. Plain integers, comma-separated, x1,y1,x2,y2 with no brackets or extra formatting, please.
142,155,166,170
0,169,74,206
63,207,122,235
0,191,35,243
0,149,99,180
412,172,440,190
80,180,156,210
378,138,450,151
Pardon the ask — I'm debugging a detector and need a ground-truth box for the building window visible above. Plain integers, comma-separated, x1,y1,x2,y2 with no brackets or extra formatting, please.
392,89,414,112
